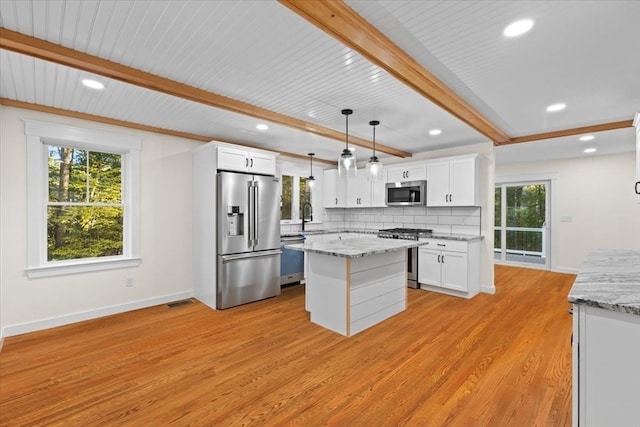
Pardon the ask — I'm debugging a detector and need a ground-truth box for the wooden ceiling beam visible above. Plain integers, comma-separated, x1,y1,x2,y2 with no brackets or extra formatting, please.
0,28,410,159
279,0,511,145
506,120,634,145
0,98,337,165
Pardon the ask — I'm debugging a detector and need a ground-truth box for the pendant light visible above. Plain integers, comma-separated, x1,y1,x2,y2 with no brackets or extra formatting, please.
338,108,357,177
366,120,383,180
307,152,315,189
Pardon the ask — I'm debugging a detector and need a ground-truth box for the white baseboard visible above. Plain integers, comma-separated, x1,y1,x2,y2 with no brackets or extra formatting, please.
481,284,496,294
553,266,579,274
2,291,194,339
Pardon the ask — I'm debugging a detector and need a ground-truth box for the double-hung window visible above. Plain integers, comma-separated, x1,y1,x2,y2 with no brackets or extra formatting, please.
280,174,313,223
25,120,141,277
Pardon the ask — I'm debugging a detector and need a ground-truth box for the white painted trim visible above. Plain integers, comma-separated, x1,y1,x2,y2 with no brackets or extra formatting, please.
24,119,142,277
481,284,496,294
2,291,194,338
26,257,142,278
554,266,580,275
494,173,559,271
25,119,141,151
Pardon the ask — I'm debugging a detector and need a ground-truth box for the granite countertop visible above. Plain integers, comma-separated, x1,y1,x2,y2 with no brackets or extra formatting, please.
286,238,426,259
283,229,481,241
568,249,640,315
281,228,377,237
428,233,484,241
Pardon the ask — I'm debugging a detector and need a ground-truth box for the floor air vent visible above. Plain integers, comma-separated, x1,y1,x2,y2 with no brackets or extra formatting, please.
167,299,194,308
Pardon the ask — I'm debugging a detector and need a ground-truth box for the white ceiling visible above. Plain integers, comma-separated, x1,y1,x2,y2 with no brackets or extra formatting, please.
0,1,638,165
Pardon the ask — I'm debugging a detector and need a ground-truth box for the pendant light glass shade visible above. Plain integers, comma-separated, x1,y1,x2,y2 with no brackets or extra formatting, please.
307,152,315,189
366,120,383,181
338,109,357,177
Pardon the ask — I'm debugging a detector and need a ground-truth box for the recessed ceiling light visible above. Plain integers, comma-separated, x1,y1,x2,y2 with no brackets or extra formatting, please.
256,124,269,131
579,135,595,141
503,19,534,37
429,129,442,136
583,148,597,154
546,103,566,112
82,79,104,90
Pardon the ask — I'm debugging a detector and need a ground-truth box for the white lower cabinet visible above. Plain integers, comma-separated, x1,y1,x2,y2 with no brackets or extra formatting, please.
572,305,640,427
418,238,481,298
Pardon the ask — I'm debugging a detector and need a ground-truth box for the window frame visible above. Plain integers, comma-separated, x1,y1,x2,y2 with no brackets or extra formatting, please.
25,120,142,278
279,172,317,225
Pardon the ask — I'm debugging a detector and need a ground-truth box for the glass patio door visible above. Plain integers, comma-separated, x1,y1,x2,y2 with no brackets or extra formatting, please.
495,182,550,268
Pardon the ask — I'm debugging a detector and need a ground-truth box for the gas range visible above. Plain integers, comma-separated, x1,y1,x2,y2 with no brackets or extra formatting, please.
377,228,433,241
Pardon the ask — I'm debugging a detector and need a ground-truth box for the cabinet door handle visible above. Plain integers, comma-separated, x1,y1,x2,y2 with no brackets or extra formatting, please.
437,243,446,247
449,194,452,202
245,157,249,167
335,198,338,205
437,255,441,263
636,181,640,195
441,254,445,264
250,158,253,168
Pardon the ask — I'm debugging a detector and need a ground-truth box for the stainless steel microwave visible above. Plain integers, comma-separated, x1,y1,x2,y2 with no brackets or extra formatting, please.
385,180,427,206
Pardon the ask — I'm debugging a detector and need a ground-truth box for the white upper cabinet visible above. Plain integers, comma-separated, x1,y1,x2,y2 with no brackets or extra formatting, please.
387,162,427,182
426,154,479,207
323,169,347,208
324,169,386,208
217,145,277,175
347,174,370,207
370,176,387,207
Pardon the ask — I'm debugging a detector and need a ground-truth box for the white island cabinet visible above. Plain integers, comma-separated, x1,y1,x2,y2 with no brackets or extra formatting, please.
569,249,640,427
288,238,424,336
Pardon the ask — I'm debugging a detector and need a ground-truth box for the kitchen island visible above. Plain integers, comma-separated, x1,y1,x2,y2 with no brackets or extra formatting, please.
287,238,425,337
568,249,640,427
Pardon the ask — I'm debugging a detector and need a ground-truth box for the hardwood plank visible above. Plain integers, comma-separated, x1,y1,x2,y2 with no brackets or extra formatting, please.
0,266,575,426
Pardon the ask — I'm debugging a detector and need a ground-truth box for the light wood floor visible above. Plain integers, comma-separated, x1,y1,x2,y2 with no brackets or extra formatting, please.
0,265,575,426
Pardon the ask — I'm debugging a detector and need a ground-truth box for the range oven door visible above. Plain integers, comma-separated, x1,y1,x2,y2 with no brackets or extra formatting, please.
407,246,419,289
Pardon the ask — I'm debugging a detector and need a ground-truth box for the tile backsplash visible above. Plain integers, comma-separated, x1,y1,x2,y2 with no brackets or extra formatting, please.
282,206,481,235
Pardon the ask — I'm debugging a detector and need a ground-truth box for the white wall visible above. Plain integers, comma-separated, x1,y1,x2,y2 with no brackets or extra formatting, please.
497,151,640,272
0,106,200,339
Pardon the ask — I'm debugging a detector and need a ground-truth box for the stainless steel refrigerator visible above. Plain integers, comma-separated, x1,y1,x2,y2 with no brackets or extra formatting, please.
217,171,281,309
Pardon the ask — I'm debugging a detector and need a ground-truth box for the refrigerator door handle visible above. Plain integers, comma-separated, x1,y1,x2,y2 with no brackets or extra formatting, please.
247,181,254,246
221,249,282,263
254,182,259,246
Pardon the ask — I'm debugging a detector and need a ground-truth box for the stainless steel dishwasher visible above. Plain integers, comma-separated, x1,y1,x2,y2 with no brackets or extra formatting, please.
280,235,305,286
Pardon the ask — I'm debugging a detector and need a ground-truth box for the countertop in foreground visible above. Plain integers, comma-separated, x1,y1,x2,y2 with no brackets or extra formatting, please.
282,228,482,241
286,238,425,259
568,249,640,315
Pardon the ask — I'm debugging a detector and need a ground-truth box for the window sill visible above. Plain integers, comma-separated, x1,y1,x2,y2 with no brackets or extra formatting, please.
26,256,142,278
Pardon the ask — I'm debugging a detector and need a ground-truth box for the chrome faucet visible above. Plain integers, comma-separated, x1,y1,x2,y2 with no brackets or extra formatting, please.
302,202,313,231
